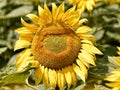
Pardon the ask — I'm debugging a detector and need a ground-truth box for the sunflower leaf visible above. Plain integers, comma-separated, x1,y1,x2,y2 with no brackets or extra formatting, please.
0,0,7,9
0,71,30,87
5,5,33,18
0,47,7,54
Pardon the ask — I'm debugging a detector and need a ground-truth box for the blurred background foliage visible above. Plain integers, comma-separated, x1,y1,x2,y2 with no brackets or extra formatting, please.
0,0,120,90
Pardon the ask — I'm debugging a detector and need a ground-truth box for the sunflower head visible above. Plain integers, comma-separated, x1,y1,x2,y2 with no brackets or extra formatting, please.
14,2,102,90
31,24,81,69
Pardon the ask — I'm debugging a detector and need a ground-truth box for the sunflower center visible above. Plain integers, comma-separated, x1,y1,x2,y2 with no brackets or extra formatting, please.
43,35,67,54
31,24,81,69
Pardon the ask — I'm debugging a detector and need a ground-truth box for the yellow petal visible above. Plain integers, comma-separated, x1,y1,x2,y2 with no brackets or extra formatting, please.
90,0,96,6
82,44,103,55
78,56,90,68
38,5,44,17
68,14,80,28
54,2,64,22
76,26,92,33
73,64,86,82
62,6,76,20
117,47,120,51
26,56,39,67
113,57,120,66
16,49,37,72
77,1,84,9
111,69,120,74
48,69,57,89
43,67,49,88
35,65,44,84
16,48,30,59
78,1,86,12
58,2,65,20
62,10,80,27
43,3,52,24
52,3,57,20
106,82,120,88
79,18,88,25
20,35,33,42
15,27,37,33
15,27,33,34
63,67,72,89
117,47,120,55
15,27,34,42
68,66,77,86
57,70,66,90
113,87,120,90
26,14,39,23
30,61,39,68
78,33,94,42
86,1,93,12
70,18,80,28
78,50,96,66
81,40,93,45
16,49,31,67
118,52,120,55
38,3,52,25
14,40,31,51
21,18,38,30
38,6,47,25
105,75,120,82
76,59,88,77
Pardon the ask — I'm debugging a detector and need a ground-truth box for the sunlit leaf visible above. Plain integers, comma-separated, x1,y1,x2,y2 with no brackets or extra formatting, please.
0,47,7,54
0,71,30,86
0,0,7,8
94,30,105,41
5,5,33,18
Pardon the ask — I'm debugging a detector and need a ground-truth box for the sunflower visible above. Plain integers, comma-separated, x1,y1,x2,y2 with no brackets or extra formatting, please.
69,0,100,12
14,2,102,90
105,47,120,90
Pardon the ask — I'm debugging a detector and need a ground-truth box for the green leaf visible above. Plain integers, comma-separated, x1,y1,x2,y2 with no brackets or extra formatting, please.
0,85,35,90
14,0,32,5
0,71,30,87
0,47,7,54
5,5,33,18
94,30,105,41
0,0,7,9
106,31,120,42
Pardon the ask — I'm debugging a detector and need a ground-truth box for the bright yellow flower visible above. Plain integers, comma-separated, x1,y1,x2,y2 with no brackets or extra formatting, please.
105,47,120,90
14,2,102,90
105,68,120,90
69,0,100,12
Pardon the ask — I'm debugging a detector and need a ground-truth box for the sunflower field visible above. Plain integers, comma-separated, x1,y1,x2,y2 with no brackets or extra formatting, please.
0,0,120,90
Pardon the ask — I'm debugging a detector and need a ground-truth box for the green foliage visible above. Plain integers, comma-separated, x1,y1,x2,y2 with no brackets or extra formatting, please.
0,71,30,86
0,0,120,89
